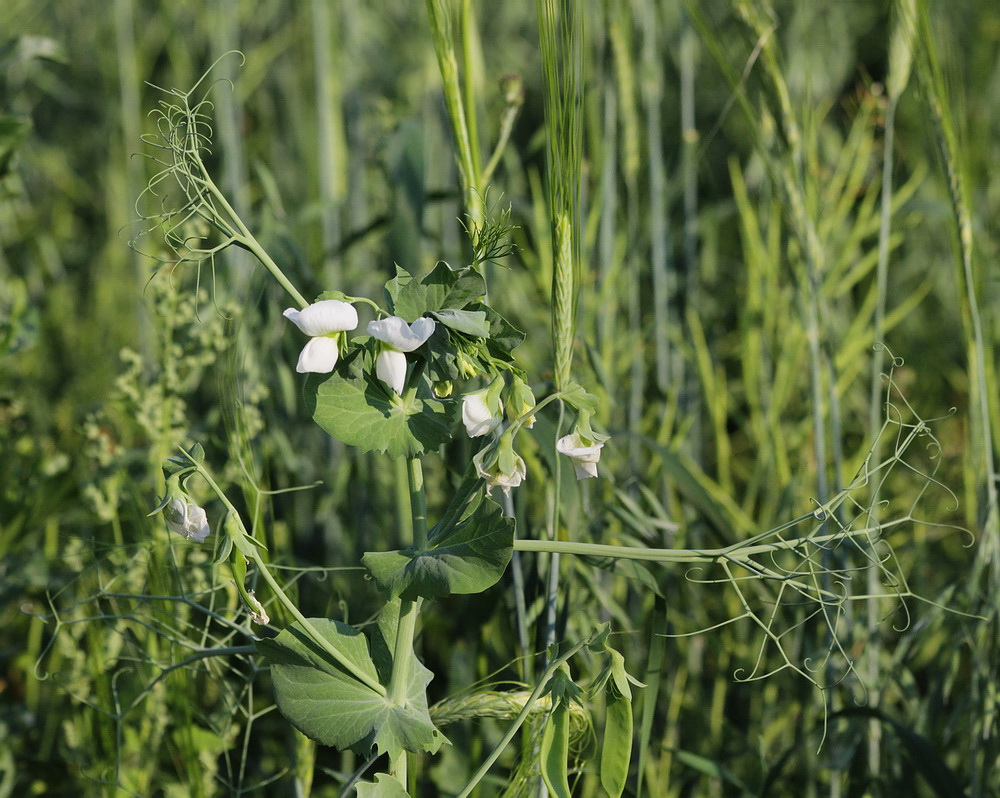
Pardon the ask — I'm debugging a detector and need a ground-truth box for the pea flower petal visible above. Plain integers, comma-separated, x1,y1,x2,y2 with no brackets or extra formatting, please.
283,300,358,336
284,299,359,374
366,316,436,394
556,431,605,479
375,349,408,395
295,336,340,373
367,316,436,352
462,390,502,437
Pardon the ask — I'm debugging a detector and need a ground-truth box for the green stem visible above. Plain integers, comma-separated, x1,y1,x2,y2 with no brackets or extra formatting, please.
188,456,385,695
200,171,311,307
387,457,430,778
407,457,429,548
389,599,422,706
543,402,566,652
480,100,519,185
513,528,860,564
387,599,422,784
513,520,901,605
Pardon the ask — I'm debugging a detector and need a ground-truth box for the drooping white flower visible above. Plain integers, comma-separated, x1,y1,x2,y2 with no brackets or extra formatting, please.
163,497,211,542
556,430,606,479
473,433,526,495
283,299,359,373
462,379,504,437
367,316,436,394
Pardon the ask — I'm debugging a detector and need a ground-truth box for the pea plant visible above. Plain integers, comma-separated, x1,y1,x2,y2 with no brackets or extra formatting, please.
135,54,629,796
132,50,960,796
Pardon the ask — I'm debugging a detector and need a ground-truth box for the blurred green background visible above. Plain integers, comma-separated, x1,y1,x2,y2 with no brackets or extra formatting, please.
2,0,999,795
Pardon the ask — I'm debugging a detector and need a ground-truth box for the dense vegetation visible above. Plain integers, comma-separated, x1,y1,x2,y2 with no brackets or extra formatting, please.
2,1,999,795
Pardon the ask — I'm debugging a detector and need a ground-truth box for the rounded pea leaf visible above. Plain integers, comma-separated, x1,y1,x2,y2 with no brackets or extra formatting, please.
255,617,445,759
305,349,457,459
363,474,514,600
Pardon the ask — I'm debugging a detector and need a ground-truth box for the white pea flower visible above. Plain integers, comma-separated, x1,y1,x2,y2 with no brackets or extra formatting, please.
462,379,504,437
367,316,436,394
556,430,606,479
473,433,526,495
163,497,211,542
283,299,359,373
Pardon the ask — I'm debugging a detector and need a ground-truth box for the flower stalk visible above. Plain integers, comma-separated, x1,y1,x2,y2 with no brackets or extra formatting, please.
182,451,386,696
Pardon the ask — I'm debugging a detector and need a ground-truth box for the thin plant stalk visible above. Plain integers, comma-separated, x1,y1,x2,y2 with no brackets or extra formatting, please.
537,0,583,673
211,0,254,296
915,2,999,571
113,0,149,357
640,0,672,395
454,638,590,798
866,0,917,778
915,5,999,795
679,12,702,462
310,0,344,287
189,456,386,696
425,0,484,224
386,457,430,780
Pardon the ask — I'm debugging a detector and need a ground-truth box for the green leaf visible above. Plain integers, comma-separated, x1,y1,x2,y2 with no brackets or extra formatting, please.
385,262,485,322
672,749,751,792
578,555,663,597
825,707,966,798
470,301,525,354
355,773,410,798
429,308,490,338
162,443,205,477
424,327,460,383
363,472,514,600
640,438,755,539
306,349,457,458
0,115,30,179
256,615,445,759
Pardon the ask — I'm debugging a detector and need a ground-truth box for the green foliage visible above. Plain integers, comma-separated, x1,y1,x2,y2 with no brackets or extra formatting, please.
2,0,1000,795
256,608,445,760
308,349,457,458
355,773,410,797
384,261,485,323
363,470,514,600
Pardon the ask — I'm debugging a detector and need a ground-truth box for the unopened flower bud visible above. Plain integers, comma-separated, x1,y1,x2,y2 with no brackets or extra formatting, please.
163,496,211,542
474,431,526,495
506,375,536,429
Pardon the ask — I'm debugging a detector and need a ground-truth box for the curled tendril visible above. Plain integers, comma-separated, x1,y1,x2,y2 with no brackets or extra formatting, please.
130,52,247,281
661,354,974,719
